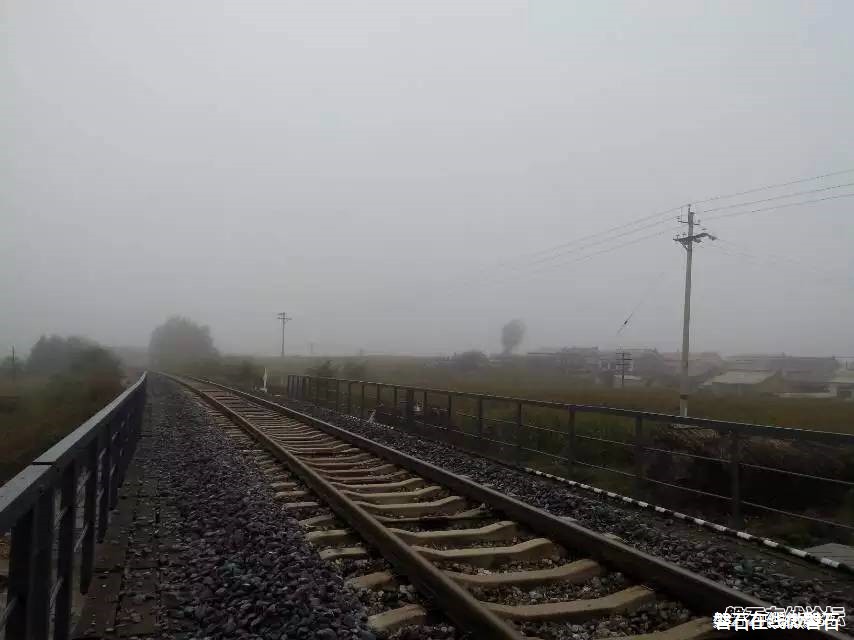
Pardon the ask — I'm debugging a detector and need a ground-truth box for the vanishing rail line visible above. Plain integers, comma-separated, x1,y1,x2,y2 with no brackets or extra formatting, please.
173,375,842,640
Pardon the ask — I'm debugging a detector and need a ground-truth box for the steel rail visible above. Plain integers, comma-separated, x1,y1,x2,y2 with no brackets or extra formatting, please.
187,375,848,640
171,375,523,640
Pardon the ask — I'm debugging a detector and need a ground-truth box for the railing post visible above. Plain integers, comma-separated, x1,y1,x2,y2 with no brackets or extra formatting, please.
6,506,35,640
116,407,130,487
30,489,54,640
634,415,645,498
376,384,382,413
80,438,98,592
565,407,576,477
97,424,112,541
360,383,366,419
335,379,340,411
55,462,78,640
108,417,121,509
477,397,484,438
447,393,454,429
514,401,523,467
730,429,742,529
313,377,319,405
347,381,353,414
394,386,399,409
406,388,415,428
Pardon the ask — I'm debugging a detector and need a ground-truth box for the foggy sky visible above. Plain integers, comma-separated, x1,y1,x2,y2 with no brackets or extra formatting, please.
3,1,853,359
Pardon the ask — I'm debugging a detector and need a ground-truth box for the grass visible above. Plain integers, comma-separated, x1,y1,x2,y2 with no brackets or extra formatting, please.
0,373,125,483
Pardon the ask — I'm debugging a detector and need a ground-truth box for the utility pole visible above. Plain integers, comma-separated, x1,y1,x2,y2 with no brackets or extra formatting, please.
277,312,291,358
277,312,292,388
11,347,17,381
616,350,632,389
675,205,715,417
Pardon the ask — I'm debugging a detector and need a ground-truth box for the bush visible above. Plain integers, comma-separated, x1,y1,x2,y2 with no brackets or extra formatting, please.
451,350,489,373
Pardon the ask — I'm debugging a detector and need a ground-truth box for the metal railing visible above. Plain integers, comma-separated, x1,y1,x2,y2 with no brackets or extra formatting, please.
0,373,147,640
287,375,854,538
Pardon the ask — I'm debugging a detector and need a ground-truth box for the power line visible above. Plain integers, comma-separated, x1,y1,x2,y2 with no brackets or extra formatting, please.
479,226,676,290
692,167,854,205
457,168,854,290
699,181,854,214
501,216,675,272
703,192,854,221
497,205,682,267
707,242,854,290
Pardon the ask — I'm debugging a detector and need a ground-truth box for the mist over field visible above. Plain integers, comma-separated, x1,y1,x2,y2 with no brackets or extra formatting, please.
3,2,853,359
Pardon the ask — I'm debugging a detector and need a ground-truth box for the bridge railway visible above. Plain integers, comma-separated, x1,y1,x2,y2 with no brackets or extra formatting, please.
174,376,844,640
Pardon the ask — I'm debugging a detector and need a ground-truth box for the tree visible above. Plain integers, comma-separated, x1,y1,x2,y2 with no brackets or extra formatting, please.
69,346,122,380
27,335,94,375
148,316,219,371
501,319,526,355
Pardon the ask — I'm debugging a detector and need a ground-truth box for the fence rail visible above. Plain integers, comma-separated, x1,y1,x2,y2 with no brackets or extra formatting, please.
287,374,854,538
0,373,147,640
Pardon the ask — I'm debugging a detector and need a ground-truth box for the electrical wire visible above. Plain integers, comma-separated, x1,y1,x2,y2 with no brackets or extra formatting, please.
496,205,683,267
501,216,675,271
703,192,854,221
478,227,677,291
698,181,854,214
706,242,854,292
692,168,854,205
616,266,672,335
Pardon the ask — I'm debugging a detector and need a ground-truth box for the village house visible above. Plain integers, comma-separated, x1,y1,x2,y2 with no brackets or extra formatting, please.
725,353,839,392
702,370,786,396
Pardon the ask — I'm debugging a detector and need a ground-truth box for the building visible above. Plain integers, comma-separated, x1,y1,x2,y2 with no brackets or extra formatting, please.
702,370,785,396
828,369,854,399
526,347,601,374
725,354,838,392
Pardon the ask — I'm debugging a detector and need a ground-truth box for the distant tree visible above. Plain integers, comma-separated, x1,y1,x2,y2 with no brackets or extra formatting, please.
69,346,122,380
27,335,94,375
501,319,526,355
451,350,489,373
342,360,368,380
308,360,337,378
148,316,219,371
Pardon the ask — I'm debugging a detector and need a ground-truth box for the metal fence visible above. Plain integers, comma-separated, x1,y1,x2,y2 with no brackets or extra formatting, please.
0,373,147,640
287,374,854,538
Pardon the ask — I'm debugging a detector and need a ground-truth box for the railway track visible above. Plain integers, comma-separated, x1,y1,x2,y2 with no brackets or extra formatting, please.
173,375,842,640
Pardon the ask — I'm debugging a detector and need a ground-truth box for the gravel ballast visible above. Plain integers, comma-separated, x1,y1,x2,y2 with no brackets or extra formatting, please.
145,378,377,640
281,398,854,616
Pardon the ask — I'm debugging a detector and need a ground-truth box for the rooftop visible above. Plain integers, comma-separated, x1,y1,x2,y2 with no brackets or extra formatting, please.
704,370,777,386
